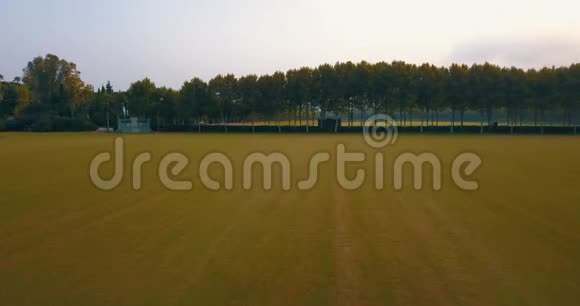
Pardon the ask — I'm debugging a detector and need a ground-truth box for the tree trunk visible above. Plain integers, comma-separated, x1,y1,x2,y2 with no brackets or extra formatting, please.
480,109,484,134
349,108,353,126
451,108,455,127
306,104,310,133
399,104,404,127
223,112,227,133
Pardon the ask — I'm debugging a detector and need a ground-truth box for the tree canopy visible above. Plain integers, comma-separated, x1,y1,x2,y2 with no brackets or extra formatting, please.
2,54,580,131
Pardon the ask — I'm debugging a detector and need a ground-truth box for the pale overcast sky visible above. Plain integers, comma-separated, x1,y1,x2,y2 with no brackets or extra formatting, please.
1,0,579,89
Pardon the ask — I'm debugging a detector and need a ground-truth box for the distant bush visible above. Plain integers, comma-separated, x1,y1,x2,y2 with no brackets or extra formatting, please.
29,114,53,132
51,117,97,131
5,118,26,131
4,114,97,132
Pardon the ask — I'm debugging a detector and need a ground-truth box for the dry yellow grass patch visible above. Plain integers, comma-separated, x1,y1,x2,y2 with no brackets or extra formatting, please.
0,133,579,306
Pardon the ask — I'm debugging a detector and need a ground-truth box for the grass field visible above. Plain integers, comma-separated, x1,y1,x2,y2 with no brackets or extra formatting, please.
1,133,579,306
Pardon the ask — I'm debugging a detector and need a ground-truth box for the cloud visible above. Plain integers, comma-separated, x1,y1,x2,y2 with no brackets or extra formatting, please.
449,37,580,68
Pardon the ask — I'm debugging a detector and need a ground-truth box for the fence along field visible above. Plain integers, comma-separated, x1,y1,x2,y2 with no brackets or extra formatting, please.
1,133,580,306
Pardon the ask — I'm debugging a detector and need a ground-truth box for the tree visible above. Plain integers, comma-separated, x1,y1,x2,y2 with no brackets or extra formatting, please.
7,54,580,131
1,82,31,117
238,74,260,132
179,78,209,128
1,84,18,117
22,54,90,116
0,81,4,109
257,72,285,129
126,78,157,117
528,68,557,127
433,66,450,126
448,64,470,127
286,67,312,127
353,61,372,124
155,87,178,131
66,73,93,117
15,85,31,115
503,67,527,127
103,81,114,130
209,74,238,131
417,64,438,127
334,62,357,126
317,64,339,125
559,64,580,126
391,61,413,126
272,71,287,127
369,62,388,115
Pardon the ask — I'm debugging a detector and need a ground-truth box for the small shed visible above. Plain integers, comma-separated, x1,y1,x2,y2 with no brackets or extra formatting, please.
117,117,151,133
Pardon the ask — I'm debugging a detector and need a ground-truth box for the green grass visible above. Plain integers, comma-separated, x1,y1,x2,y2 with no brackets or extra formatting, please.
0,133,579,306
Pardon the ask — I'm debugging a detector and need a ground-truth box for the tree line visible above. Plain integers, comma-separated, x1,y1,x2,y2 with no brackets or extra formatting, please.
1,54,580,131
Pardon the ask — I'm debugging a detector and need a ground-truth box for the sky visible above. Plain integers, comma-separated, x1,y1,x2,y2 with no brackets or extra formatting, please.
1,0,579,90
